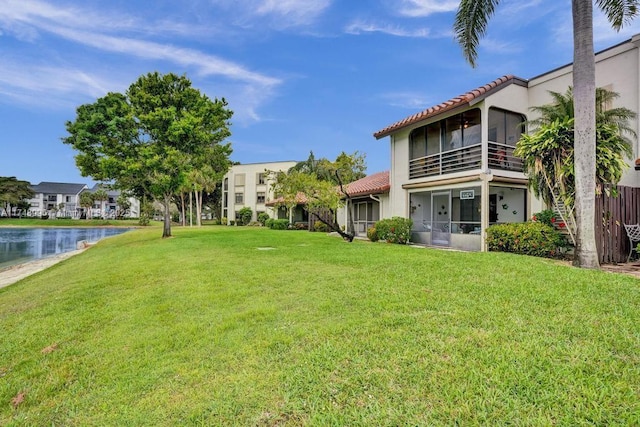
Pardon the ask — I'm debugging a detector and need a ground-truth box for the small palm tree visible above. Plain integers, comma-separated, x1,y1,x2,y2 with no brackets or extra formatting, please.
79,191,95,220
530,88,636,142
515,87,635,245
93,188,109,219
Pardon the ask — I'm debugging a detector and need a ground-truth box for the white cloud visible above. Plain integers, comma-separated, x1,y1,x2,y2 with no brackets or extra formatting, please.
480,37,523,55
256,0,332,26
397,0,459,17
42,24,280,88
345,20,435,38
548,7,640,50
0,0,282,122
378,92,432,110
209,0,332,29
0,59,119,108
592,9,640,44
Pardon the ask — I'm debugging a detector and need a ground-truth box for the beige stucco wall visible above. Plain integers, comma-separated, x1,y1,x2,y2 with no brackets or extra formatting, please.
223,160,297,223
337,192,390,235
381,36,640,239
529,36,640,187
384,83,534,224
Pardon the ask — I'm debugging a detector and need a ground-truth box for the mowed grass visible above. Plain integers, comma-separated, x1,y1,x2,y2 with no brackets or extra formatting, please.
0,227,639,425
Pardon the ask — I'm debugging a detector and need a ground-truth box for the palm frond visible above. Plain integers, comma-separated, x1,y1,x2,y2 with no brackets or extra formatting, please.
454,0,501,67
596,0,640,30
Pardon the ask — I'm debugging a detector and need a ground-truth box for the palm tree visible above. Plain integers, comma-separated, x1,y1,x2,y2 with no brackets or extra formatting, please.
93,188,109,219
454,0,639,268
79,191,95,220
515,87,635,246
530,88,637,141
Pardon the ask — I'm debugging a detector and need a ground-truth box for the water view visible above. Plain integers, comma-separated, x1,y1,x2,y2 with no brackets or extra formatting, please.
0,227,132,269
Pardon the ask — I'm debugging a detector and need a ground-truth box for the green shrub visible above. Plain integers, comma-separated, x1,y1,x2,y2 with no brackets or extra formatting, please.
238,207,253,226
367,226,379,242
375,217,413,244
486,222,568,258
269,219,289,230
221,216,227,225
313,221,330,232
257,212,270,226
229,220,235,226
265,218,274,229
531,209,557,227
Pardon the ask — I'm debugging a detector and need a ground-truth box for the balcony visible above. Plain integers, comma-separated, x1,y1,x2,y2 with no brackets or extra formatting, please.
409,142,523,180
488,142,524,172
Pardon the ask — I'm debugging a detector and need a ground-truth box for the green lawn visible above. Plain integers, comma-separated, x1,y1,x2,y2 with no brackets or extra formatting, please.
1,227,638,425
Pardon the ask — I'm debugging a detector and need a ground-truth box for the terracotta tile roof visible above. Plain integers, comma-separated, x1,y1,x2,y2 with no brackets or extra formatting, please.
373,75,528,139
266,172,390,206
635,158,640,170
343,171,390,197
266,192,308,206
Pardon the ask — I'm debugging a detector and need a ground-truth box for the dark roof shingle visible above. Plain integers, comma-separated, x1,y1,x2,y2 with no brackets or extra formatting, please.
31,182,88,195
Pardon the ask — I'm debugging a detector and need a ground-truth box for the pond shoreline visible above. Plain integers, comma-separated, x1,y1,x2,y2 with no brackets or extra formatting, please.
0,247,88,289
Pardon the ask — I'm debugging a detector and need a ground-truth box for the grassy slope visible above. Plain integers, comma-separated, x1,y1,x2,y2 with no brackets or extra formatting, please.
0,227,638,425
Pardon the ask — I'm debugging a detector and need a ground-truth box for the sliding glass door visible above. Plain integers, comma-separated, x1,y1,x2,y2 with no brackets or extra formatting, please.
431,191,451,246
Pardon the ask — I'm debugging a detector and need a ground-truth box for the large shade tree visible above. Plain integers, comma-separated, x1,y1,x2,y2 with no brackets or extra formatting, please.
64,72,233,237
454,0,639,268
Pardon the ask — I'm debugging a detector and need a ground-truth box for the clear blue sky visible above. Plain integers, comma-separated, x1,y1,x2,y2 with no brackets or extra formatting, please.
2,0,640,186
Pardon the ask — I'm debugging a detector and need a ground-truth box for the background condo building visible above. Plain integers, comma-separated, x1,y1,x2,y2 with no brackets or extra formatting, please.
222,161,298,224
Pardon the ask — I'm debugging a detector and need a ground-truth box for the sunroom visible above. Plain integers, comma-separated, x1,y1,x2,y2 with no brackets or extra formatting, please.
374,75,540,251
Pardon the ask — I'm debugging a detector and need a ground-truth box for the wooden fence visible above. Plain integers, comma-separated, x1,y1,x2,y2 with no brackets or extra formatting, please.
596,185,640,264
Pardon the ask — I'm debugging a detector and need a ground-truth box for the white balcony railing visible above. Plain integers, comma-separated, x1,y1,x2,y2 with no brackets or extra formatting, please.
409,142,524,180
409,144,482,179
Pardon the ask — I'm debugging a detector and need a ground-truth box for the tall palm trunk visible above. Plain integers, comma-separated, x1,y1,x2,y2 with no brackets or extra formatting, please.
163,194,172,238
572,0,599,268
180,192,186,226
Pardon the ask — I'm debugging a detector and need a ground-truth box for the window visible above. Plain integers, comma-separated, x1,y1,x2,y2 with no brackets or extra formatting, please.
65,196,72,202
256,192,265,204
235,192,244,204
410,109,482,157
444,109,481,150
426,123,440,155
488,108,525,146
257,173,266,185
223,178,228,191
235,174,245,186
410,127,426,160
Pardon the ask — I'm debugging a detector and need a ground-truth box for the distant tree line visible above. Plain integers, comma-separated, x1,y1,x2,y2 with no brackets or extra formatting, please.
0,177,34,218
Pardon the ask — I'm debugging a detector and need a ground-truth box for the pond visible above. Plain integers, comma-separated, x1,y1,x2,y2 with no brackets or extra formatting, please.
0,227,133,269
